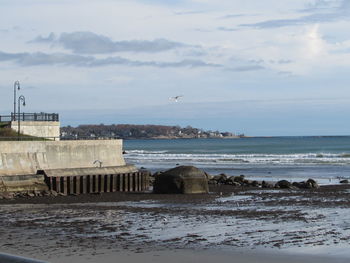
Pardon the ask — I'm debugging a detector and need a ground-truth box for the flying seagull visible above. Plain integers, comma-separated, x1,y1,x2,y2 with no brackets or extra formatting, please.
169,95,184,102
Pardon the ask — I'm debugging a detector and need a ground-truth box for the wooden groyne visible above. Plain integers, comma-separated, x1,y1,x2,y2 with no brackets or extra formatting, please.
44,171,149,195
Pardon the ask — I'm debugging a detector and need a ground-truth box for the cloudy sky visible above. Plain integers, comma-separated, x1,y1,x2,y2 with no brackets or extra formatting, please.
1,0,350,135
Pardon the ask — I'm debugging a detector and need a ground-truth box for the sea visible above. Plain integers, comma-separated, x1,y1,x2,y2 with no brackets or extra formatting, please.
124,136,350,185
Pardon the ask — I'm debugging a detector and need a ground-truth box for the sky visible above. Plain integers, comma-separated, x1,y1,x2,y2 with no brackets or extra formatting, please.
1,0,350,136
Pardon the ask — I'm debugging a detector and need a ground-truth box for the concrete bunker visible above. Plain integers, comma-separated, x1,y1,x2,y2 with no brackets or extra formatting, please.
153,166,209,194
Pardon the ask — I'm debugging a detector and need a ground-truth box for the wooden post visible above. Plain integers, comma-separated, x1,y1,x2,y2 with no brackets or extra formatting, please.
138,172,141,191
111,174,116,192
87,175,93,193
142,172,149,191
91,175,95,193
46,177,52,191
55,177,60,193
62,177,68,195
137,172,141,191
105,175,110,192
125,174,130,192
145,172,149,190
116,174,120,191
74,177,79,194
51,177,56,191
130,173,134,191
93,175,98,193
101,174,104,192
119,174,123,191
82,176,87,194
69,176,74,195
141,173,144,191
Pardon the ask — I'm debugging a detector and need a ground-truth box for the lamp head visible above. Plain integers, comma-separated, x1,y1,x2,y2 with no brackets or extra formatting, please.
15,80,20,90
18,95,25,106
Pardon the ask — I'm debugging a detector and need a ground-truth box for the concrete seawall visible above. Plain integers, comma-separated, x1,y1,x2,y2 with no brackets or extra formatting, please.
0,140,148,194
11,121,60,140
0,140,126,176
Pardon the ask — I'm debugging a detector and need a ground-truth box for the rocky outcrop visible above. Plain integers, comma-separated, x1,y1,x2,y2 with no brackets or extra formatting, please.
275,180,293,189
211,174,228,184
262,181,274,188
153,166,209,194
292,179,319,189
152,167,322,191
209,174,246,186
207,173,320,190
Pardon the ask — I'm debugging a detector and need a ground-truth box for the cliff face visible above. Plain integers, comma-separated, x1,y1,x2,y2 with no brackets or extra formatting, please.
61,124,241,140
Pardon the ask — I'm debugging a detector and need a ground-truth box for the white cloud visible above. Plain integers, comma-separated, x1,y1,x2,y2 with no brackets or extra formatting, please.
0,0,350,134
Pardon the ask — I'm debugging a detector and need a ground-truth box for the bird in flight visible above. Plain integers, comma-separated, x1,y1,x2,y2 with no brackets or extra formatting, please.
169,95,184,102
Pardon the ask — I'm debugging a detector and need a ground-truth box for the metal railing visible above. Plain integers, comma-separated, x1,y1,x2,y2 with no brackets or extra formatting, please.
0,136,60,141
0,136,120,141
60,136,120,140
0,112,59,122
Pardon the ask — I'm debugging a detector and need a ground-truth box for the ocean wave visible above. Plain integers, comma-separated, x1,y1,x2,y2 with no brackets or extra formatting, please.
126,150,169,154
124,151,350,165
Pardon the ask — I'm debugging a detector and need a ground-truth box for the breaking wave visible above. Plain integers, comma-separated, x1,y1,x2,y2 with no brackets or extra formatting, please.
124,151,350,166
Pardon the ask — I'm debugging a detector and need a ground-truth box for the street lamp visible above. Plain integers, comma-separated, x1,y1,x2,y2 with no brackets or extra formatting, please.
13,81,20,121
17,95,26,138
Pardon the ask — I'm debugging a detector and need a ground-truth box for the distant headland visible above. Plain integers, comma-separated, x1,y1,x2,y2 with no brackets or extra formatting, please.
60,124,245,140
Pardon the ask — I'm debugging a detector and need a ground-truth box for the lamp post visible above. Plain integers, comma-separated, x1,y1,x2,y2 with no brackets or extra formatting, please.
17,95,26,138
13,81,20,121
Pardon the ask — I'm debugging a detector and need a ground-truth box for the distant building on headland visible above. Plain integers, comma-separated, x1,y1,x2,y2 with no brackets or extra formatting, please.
60,124,245,140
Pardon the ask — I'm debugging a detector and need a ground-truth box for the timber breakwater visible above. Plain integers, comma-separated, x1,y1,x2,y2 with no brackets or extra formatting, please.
0,140,149,198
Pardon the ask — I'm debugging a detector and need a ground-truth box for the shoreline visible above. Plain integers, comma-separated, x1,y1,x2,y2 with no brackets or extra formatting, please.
123,136,244,140
1,184,350,262
122,135,350,140
1,246,348,263
1,184,349,204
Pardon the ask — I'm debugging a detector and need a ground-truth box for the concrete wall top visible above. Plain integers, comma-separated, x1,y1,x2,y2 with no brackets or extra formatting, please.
11,121,60,140
43,164,138,177
0,140,126,176
11,121,60,127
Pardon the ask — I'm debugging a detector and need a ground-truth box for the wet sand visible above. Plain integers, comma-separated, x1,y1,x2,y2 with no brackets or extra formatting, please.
1,185,350,262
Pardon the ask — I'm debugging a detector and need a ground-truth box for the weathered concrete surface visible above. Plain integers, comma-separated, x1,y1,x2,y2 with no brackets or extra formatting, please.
153,166,209,194
0,140,129,192
11,121,60,140
0,140,126,176
0,174,48,192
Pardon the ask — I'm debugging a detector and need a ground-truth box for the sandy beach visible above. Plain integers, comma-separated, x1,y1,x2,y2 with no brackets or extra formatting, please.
1,184,350,262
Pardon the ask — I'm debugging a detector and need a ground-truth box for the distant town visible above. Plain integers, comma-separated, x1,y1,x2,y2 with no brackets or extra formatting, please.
60,124,245,140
